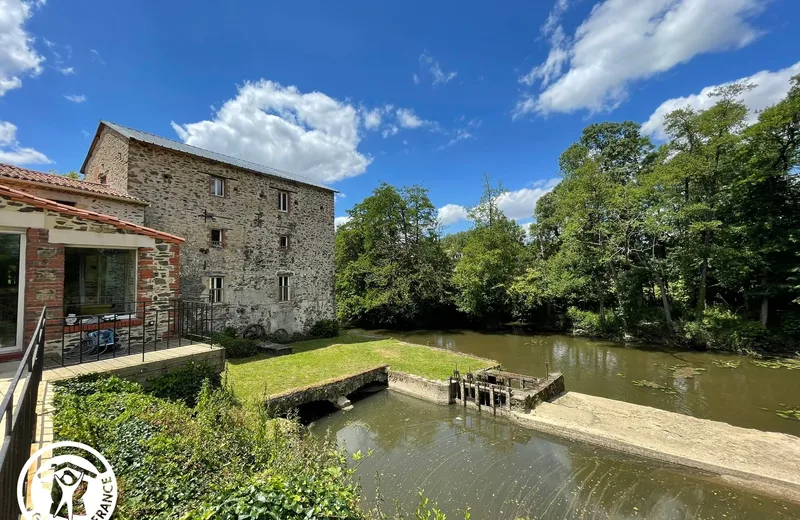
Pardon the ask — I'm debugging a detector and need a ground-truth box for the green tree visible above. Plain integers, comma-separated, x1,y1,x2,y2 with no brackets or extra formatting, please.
335,183,452,326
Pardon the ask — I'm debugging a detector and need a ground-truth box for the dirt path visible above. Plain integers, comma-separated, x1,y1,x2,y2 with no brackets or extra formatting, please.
511,391,800,503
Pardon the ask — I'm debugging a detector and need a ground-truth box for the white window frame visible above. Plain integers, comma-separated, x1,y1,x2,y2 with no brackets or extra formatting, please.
278,191,289,212
210,176,225,197
279,235,290,249
210,229,223,247
278,275,291,302
209,276,224,303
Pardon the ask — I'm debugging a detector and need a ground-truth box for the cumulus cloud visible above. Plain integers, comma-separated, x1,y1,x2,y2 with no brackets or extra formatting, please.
171,80,373,184
334,216,352,229
514,0,766,117
361,107,383,130
0,0,45,96
0,120,51,165
396,108,426,129
412,73,420,85
437,178,560,227
437,204,469,226
418,50,457,86
643,61,800,140
64,93,86,103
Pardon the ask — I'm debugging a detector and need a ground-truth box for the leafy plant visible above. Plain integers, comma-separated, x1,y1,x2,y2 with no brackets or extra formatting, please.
211,332,259,358
309,319,340,338
147,360,221,406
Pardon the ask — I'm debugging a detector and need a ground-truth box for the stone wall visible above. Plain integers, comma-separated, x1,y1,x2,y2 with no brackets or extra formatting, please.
84,126,130,194
122,140,336,335
388,371,457,405
0,179,145,224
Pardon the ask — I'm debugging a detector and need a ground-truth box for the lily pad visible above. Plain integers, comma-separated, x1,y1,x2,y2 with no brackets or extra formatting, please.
775,408,800,421
752,357,800,370
712,359,741,369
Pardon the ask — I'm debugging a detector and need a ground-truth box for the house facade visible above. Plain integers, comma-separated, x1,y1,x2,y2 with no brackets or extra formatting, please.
80,121,336,336
0,182,183,361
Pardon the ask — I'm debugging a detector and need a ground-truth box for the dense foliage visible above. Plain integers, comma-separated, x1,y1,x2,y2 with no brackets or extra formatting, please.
52,375,367,519
335,76,800,353
310,318,340,338
211,332,259,358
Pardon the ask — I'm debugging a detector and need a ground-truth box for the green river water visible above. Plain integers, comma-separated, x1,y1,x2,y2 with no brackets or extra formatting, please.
310,330,800,519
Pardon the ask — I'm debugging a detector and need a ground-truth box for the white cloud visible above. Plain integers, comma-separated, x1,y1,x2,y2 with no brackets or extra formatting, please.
334,216,351,229
412,73,420,85
362,107,382,130
171,80,372,184
418,50,457,86
437,204,469,226
0,0,45,96
495,181,560,220
437,179,560,226
515,0,765,117
381,125,399,139
438,119,481,150
0,120,51,165
643,61,800,140
90,49,105,65
64,93,86,103
55,65,74,75
396,108,425,129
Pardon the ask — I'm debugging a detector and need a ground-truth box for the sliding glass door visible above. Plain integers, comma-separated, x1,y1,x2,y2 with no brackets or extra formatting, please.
0,232,22,349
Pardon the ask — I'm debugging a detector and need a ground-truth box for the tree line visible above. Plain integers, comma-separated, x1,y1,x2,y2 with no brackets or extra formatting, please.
335,76,800,353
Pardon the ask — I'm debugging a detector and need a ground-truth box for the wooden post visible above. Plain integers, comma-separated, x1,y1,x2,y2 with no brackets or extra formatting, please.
489,386,496,416
505,387,511,411
545,362,550,379
476,383,481,410
460,380,466,406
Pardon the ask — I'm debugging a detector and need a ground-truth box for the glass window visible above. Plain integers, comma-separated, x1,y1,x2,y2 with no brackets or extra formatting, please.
210,176,225,197
64,248,136,315
0,233,21,348
279,235,289,249
278,191,289,212
210,229,223,247
209,277,224,303
278,275,291,301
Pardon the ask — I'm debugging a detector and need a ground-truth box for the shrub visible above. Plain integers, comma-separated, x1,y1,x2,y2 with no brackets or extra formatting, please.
309,318,340,338
52,374,142,408
222,326,238,338
566,306,623,336
147,360,221,406
211,332,259,358
680,306,774,353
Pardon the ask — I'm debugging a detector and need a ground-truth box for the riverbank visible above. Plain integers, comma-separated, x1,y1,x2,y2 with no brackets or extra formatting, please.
511,391,800,503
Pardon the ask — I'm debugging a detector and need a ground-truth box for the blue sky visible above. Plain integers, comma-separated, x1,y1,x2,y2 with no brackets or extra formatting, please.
1,0,799,232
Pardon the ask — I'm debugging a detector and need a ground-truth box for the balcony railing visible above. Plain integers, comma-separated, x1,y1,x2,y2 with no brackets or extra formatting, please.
0,307,45,520
41,299,221,368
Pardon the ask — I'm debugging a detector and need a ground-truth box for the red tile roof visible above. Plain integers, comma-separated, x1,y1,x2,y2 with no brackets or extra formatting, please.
0,183,184,244
0,162,147,204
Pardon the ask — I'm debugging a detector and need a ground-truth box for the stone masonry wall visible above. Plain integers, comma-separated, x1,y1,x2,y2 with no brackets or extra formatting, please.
123,140,336,335
84,126,130,194
0,179,145,224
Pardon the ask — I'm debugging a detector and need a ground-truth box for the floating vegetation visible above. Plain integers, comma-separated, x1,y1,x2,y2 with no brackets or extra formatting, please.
712,359,741,369
751,357,800,370
775,407,800,421
630,379,678,395
655,363,707,378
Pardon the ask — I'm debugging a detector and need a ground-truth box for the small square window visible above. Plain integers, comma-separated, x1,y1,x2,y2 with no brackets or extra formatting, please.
279,235,290,249
278,191,289,212
210,229,224,247
209,277,224,303
210,176,225,197
278,275,291,302
98,174,107,185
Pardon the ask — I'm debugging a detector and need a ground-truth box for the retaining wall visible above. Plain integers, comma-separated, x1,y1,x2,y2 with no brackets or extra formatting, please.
387,371,456,405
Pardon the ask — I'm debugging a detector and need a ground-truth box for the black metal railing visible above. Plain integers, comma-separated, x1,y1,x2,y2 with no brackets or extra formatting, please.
0,307,45,519
42,299,220,367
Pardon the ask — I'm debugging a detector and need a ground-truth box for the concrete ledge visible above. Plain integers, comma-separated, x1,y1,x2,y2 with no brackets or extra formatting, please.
509,391,800,504
388,371,455,405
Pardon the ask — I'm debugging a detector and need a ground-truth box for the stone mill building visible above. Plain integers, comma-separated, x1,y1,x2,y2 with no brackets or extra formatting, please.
78,121,336,336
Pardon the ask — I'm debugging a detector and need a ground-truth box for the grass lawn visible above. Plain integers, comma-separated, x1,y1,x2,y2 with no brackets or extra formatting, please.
226,333,496,404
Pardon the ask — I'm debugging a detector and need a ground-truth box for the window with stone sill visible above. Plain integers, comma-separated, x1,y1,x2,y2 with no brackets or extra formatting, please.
278,275,291,302
210,229,224,248
278,235,290,250
210,176,225,197
278,190,289,212
99,175,107,185
209,276,224,303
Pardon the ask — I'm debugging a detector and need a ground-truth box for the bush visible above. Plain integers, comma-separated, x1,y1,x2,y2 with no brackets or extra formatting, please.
222,326,238,338
309,319,339,338
211,333,259,358
566,306,623,336
52,374,142,407
52,381,366,520
680,306,774,353
148,360,221,406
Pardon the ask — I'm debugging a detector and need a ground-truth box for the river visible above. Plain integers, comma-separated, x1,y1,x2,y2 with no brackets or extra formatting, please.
313,391,800,519
370,330,800,437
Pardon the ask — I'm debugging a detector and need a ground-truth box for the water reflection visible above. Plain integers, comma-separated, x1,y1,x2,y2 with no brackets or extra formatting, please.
313,391,800,520
372,329,800,436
